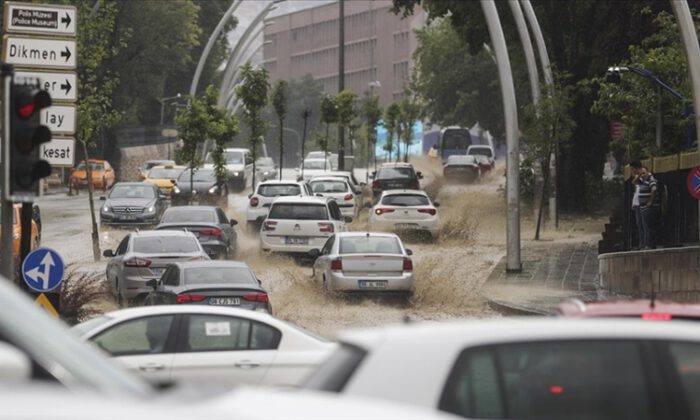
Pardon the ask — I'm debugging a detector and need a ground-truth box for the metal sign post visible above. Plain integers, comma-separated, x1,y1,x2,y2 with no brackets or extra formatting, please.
0,65,14,280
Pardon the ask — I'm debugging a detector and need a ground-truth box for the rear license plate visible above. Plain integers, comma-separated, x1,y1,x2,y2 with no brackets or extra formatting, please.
209,297,241,305
359,280,388,289
285,236,309,245
395,223,419,230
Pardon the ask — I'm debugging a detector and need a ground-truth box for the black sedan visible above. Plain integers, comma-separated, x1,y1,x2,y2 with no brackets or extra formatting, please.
99,183,167,226
144,261,271,313
172,168,228,207
156,205,238,259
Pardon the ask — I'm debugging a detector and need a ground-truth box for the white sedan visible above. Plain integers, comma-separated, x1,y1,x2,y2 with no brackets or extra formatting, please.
369,189,440,239
305,318,700,419
72,305,336,388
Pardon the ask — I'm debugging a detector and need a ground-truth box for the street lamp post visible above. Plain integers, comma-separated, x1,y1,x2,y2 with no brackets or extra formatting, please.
367,80,381,183
159,93,182,127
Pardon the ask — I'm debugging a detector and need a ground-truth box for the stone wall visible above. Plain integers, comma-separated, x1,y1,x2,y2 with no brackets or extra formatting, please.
119,142,178,181
599,247,700,300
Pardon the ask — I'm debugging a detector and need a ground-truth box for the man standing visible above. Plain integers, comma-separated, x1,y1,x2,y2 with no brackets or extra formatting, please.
637,164,660,249
630,161,643,249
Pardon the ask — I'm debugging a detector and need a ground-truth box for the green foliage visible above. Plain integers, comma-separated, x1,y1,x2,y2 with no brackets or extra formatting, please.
384,103,401,160
175,95,208,173
399,94,422,162
204,86,239,183
336,90,359,129
236,63,270,189
271,80,289,176
320,94,338,157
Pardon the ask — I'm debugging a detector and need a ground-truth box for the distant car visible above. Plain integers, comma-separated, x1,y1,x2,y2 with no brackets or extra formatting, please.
99,182,167,227
297,158,333,181
306,151,331,160
260,196,347,254
305,318,700,419
309,177,359,221
255,157,278,182
142,165,186,196
70,159,116,191
0,205,39,281
371,163,422,201
156,206,238,259
246,180,312,232
369,189,440,239
103,230,209,305
73,305,336,388
138,159,175,180
556,298,700,321
309,232,414,296
442,155,480,182
172,168,228,207
204,148,253,192
466,145,495,173
144,261,271,313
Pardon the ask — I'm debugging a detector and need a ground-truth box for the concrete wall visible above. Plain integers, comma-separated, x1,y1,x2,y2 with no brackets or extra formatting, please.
119,142,177,182
599,247,700,300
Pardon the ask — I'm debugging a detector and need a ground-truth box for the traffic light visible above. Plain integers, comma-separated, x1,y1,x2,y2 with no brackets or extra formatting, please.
8,84,52,201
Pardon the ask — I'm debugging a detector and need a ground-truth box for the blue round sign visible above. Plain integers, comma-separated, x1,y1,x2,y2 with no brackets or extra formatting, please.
22,247,65,293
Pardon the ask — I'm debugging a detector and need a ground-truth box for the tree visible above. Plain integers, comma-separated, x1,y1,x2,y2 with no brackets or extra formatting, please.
236,62,270,191
384,102,401,162
362,93,383,173
300,107,311,179
336,90,358,166
320,94,338,168
205,86,239,191
271,80,289,180
175,94,209,202
399,95,422,162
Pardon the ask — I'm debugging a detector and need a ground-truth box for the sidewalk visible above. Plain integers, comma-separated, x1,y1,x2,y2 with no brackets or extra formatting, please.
483,242,601,315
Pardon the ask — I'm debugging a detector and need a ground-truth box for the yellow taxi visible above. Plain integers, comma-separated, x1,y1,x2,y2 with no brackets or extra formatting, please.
143,165,186,196
0,204,39,259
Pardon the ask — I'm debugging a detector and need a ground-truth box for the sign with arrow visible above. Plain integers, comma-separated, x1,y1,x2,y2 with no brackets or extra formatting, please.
2,36,76,69
14,70,76,102
41,104,76,135
22,247,65,293
3,2,76,36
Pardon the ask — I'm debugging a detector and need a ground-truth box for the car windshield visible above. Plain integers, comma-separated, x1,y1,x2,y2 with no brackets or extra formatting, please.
469,147,493,157
442,129,471,150
161,209,215,223
148,167,183,179
257,184,301,197
177,169,215,183
269,203,328,220
70,315,113,336
339,236,402,254
133,236,200,253
307,151,326,159
377,168,413,179
109,185,155,199
310,180,348,193
76,162,104,171
184,267,256,285
145,161,173,170
382,194,429,206
257,158,274,166
304,160,328,170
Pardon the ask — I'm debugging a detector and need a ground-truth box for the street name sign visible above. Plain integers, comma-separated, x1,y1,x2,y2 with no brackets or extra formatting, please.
22,247,65,293
3,2,76,37
2,36,76,69
41,138,75,167
41,104,76,135
14,70,76,102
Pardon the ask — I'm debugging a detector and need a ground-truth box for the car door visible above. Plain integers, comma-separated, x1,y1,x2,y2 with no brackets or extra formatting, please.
313,235,335,281
327,201,346,231
215,207,235,248
170,314,276,387
107,235,130,294
91,314,178,385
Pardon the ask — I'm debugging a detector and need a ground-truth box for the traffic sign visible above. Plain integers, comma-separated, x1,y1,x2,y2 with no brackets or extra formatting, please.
41,138,75,167
41,104,75,135
687,166,700,200
15,70,76,102
2,36,76,69
3,2,76,37
22,247,65,293
34,293,59,318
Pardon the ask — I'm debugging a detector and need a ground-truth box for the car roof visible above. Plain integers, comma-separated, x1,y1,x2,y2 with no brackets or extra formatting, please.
258,180,303,185
97,305,278,324
150,165,186,170
113,182,156,187
304,158,328,162
334,231,401,239
223,148,250,152
170,260,251,270
131,229,196,238
379,162,414,169
309,177,349,183
556,299,700,318
271,196,330,204
164,205,216,212
316,171,354,179
381,189,427,196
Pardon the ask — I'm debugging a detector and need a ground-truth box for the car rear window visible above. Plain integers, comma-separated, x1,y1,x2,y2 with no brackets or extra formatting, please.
161,209,216,223
133,236,200,254
257,184,301,197
269,203,328,220
304,160,329,170
377,167,414,179
339,236,402,254
148,168,183,179
184,267,256,285
177,169,215,182
381,194,429,206
310,181,348,193
304,344,367,392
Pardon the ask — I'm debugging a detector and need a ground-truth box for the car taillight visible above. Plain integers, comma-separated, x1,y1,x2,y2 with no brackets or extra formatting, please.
200,228,222,236
330,258,342,271
243,293,269,302
319,222,334,233
250,197,259,207
375,208,395,216
403,258,413,271
372,181,380,189
409,180,419,189
124,257,151,267
176,294,206,304
344,194,354,201
641,313,672,321
263,220,277,231
418,208,437,216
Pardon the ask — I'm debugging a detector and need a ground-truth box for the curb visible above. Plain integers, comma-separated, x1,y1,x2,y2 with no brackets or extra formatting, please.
486,297,551,316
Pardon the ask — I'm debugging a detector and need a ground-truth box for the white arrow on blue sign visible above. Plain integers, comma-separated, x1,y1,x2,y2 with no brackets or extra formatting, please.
22,247,64,293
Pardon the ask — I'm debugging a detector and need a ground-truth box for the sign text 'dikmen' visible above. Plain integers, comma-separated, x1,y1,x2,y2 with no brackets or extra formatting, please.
2,36,76,69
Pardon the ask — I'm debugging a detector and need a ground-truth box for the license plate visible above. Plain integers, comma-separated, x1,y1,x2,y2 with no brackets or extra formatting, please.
359,280,387,289
395,223,419,230
120,215,136,221
285,236,309,245
209,297,241,305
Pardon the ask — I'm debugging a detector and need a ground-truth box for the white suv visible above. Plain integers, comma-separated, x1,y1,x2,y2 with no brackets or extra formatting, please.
308,177,359,221
246,180,312,232
260,196,347,254
204,147,253,192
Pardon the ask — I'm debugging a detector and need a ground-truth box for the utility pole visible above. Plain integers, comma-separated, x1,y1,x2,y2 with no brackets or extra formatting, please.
1,65,13,280
337,0,346,171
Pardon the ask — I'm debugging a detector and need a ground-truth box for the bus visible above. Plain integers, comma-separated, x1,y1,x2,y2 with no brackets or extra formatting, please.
440,126,473,161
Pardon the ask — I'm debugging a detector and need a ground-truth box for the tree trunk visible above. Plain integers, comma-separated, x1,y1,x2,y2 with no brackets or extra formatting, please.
301,113,308,180
189,165,194,205
279,117,284,181
324,123,330,169
81,140,101,262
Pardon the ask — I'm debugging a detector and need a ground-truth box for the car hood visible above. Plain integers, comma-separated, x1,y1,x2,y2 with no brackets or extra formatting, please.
176,181,217,193
204,163,245,172
105,197,156,208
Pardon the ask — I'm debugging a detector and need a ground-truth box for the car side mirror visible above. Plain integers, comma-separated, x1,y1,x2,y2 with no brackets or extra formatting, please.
344,216,353,223
257,278,263,286
230,219,238,226
170,179,176,184
99,196,106,201
103,249,114,258
308,249,321,259
316,193,324,197
406,249,413,256
145,279,158,289
416,172,424,179
434,202,440,208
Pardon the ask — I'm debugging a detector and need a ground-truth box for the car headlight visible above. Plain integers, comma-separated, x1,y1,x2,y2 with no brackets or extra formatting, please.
208,186,219,194
192,190,198,195
232,172,240,177
146,206,155,213
102,205,111,213
172,186,181,194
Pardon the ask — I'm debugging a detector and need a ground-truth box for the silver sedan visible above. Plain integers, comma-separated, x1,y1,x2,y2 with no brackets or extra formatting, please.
309,232,414,297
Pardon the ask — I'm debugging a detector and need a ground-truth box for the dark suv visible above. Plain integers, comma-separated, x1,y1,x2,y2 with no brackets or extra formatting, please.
371,163,423,201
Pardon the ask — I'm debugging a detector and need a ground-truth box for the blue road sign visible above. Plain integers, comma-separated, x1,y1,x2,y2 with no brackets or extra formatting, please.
22,247,65,293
